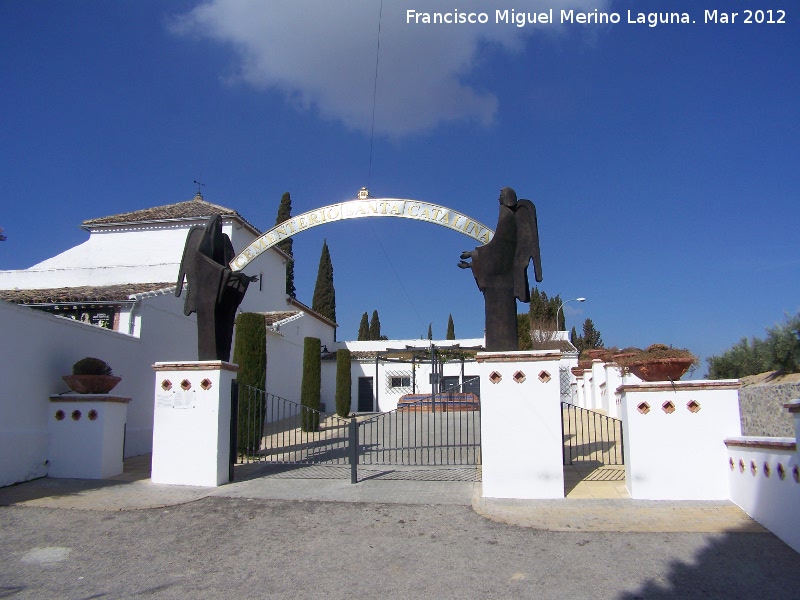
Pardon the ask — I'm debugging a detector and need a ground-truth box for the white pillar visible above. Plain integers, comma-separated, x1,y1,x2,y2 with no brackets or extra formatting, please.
151,361,238,487
48,394,130,479
479,350,564,499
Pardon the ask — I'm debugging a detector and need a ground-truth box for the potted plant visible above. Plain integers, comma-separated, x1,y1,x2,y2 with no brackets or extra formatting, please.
63,357,122,394
613,344,698,382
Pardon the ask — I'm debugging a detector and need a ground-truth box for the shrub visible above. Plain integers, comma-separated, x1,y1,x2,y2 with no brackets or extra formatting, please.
232,313,266,454
72,357,113,376
335,349,352,417
301,337,321,432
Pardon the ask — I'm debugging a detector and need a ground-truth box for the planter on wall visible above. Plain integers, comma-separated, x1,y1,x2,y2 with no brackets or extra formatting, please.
626,358,695,382
63,374,122,394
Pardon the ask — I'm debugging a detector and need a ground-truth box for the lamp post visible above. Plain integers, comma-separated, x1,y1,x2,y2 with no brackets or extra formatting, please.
556,297,586,331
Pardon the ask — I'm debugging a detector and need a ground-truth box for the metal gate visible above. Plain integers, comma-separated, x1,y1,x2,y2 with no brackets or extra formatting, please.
233,382,480,482
356,391,481,467
561,402,624,466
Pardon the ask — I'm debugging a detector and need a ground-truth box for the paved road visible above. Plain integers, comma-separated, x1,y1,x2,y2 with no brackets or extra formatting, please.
1,456,799,598
2,492,800,598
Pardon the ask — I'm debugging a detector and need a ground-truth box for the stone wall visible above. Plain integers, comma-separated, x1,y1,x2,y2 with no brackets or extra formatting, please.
739,381,799,437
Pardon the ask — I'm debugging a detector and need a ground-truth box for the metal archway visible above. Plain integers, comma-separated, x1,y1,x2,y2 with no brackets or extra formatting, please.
230,196,494,272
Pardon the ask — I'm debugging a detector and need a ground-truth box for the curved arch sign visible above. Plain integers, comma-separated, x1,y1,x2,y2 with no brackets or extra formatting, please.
230,197,495,272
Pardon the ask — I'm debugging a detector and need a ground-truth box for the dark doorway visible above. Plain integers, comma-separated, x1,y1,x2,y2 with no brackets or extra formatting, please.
357,377,374,412
462,375,480,400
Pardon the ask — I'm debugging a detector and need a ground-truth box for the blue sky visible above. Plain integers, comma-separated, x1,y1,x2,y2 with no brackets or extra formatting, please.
1,1,798,372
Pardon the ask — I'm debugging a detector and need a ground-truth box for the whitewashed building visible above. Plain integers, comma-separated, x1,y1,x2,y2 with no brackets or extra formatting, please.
0,193,335,485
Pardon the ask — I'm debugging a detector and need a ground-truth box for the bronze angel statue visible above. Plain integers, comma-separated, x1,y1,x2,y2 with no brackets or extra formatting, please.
176,215,256,361
459,187,542,351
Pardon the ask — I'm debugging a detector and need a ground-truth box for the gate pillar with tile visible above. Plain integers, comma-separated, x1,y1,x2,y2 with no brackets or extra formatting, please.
478,350,564,499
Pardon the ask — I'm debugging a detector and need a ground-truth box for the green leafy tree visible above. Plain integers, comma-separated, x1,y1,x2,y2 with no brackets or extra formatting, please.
581,318,603,349
232,313,266,454
707,338,770,379
300,337,321,431
369,310,382,341
357,312,370,341
446,314,455,340
765,314,800,372
312,240,336,337
707,313,800,378
274,192,296,298
335,349,352,417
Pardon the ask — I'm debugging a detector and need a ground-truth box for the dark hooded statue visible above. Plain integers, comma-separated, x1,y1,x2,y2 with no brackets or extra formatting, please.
459,187,542,352
176,215,255,361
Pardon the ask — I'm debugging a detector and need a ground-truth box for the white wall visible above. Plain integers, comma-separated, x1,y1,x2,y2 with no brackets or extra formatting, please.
265,313,336,406
726,436,799,553
619,380,741,500
0,295,197,487
0,217,286,306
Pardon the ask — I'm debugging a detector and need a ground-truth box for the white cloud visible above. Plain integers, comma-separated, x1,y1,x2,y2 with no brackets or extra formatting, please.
169,0,609,136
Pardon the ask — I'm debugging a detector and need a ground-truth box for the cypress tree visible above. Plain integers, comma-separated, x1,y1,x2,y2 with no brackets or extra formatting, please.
357,312,370,341
369,310,381,341
312,240,336,336
427,323,433,340
274,192,296,298
335,348,352,417
570,326,582,351
300,337,321,431
446,314,455,340
232,313,266,454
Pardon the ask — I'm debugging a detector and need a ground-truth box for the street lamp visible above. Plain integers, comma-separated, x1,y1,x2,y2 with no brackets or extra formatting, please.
556,297,586,331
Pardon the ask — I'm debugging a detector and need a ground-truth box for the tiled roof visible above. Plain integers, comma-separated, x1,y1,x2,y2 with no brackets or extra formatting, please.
82,194,261,234
261,311,300,326
0,282,175,304
539,340,579,353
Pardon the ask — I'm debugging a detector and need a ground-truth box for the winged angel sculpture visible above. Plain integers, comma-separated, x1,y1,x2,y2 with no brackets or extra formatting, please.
176,215,257,361
459,187,543,351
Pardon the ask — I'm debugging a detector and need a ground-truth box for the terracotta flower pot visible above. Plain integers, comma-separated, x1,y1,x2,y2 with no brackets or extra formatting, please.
626,358,694,382
570,366,584,377
63,375,122,394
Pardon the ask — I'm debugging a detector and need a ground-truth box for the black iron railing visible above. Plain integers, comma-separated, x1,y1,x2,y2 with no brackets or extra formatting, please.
233,380,481,482
234,382,350,466
561,402,624,466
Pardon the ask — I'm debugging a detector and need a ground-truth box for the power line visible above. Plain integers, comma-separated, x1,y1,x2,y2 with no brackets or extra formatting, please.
367,0,383,190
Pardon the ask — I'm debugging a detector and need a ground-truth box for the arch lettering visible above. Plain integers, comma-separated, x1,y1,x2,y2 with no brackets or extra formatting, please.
230,198,494,271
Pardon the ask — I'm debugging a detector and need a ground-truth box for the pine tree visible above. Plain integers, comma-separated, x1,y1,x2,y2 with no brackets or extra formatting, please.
369,310,381,341
274,192,296,298
312,240,336,337
357,312,370,341
581,318,603,349
427,323,433,340
446,314,455,340
529,287,563,331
